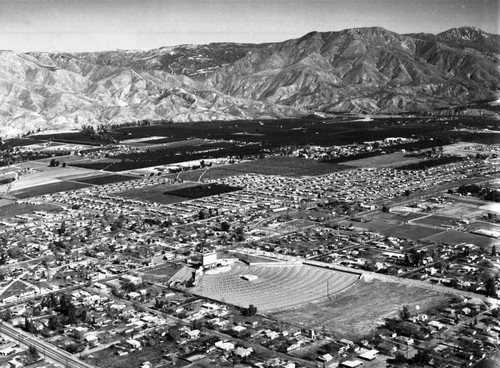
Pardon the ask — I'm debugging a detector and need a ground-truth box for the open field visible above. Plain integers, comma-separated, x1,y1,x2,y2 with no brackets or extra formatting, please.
112,182,200,204
190,262,360,312
396,156,465,170
0,202,60,219
271,279,452,340
72,174,138,185
193,157,352,177
10,181,91,199
143,262,184,282
410,215,459,228
340,151,425,169
381,224,444,240
0,280,36,300
164,183,241,199
425,230,500,248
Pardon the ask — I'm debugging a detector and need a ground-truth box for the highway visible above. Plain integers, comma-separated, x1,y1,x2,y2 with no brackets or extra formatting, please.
0,321,96,368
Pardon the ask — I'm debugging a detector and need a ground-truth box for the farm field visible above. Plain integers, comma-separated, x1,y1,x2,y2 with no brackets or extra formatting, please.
189,262,360,312
271,279,452,340
381,224,444,241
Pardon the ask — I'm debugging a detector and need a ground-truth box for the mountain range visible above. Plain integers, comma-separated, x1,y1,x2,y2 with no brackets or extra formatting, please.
0,26,498,137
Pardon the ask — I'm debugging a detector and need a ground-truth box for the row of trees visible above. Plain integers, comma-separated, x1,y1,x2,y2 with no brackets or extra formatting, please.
457,184,500,202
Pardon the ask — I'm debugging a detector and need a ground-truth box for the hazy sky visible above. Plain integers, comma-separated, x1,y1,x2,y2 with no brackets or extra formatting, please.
0,0,498,52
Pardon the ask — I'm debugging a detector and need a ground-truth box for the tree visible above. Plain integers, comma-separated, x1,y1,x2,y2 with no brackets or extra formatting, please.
399,305,411,320
220,221,231,232
24,317,35,333
2,309,11,322
48,315,62,331
485,277,497,298
26,345,40,363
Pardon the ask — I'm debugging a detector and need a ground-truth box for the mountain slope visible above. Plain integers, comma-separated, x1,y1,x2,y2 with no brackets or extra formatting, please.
0,26,498,137
203,27,499,113
0,50,303,137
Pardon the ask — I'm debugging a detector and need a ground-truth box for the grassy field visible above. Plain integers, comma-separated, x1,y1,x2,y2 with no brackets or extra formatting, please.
271,279,451,340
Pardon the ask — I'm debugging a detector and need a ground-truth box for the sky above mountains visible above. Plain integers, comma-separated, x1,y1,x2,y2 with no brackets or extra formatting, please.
0,0,498,52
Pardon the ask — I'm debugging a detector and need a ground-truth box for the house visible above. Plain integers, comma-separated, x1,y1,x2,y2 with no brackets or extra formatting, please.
232,325,247,333
125,339,141,350
341,360,363,368
184,329,200,339
234,346,253,358
318,353,334,362
358,349,378,361
215,340,235,351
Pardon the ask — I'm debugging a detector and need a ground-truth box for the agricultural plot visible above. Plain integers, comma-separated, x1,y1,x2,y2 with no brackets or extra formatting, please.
190,262,360,312
271,279,452,340
381,224,443,241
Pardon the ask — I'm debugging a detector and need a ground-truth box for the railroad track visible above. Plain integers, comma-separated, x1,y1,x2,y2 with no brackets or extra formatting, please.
0,322,95,368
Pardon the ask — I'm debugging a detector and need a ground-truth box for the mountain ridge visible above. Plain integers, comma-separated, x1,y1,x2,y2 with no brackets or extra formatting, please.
0,26,498,137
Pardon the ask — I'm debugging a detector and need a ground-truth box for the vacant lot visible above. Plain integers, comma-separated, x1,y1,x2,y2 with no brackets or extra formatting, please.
271,279,451,340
